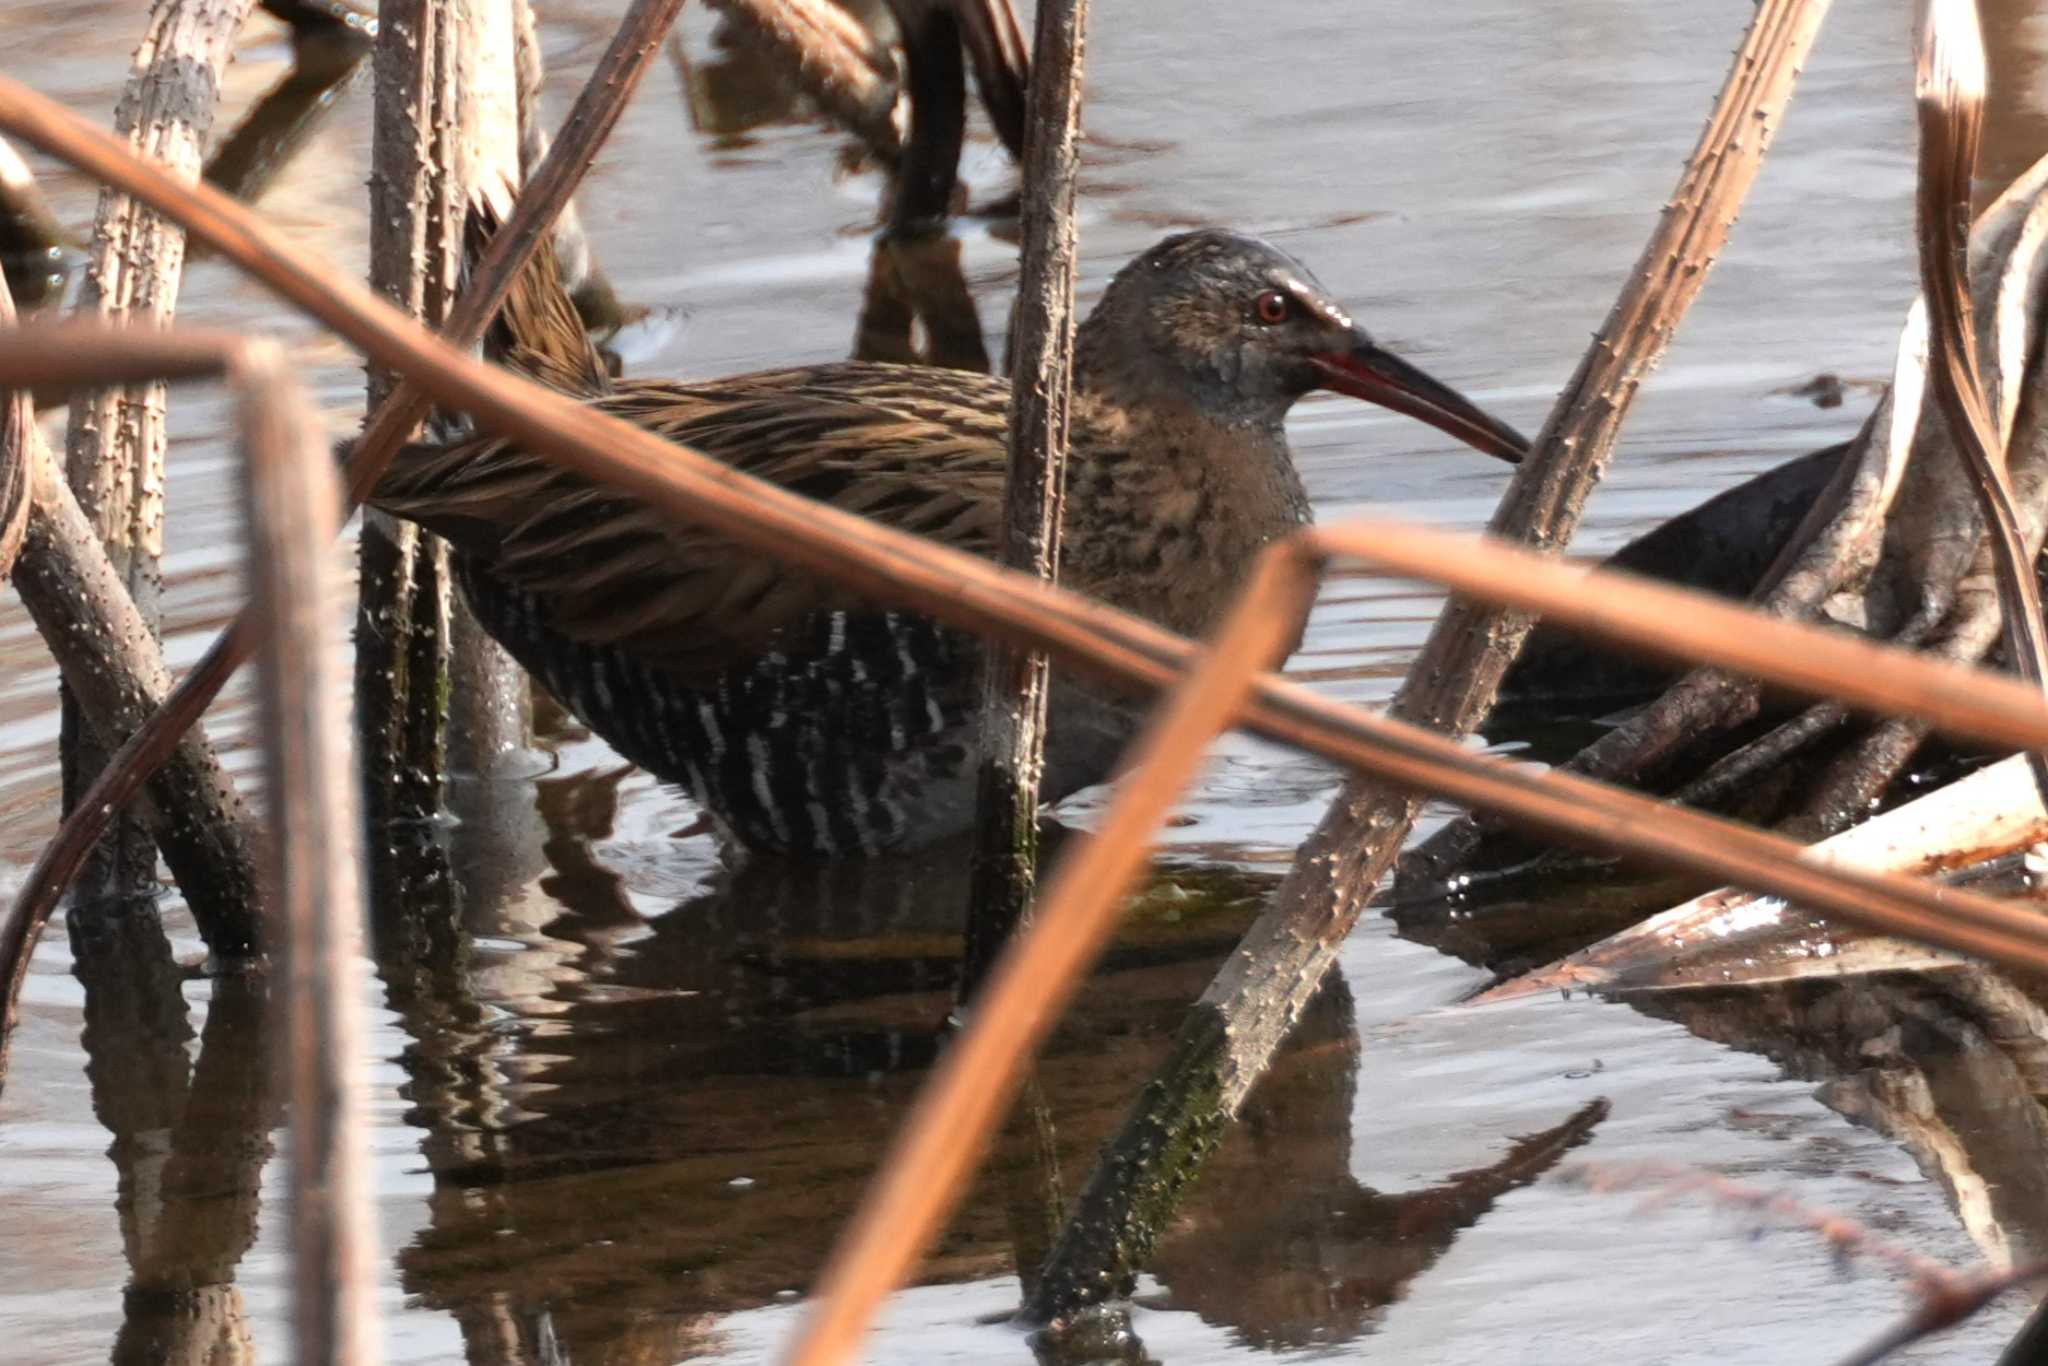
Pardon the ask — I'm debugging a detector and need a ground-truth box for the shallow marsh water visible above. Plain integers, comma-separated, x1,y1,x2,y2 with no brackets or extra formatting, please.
2,0,2048,1361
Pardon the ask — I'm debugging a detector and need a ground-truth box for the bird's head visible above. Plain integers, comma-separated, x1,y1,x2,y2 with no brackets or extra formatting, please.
1076,230,1527,463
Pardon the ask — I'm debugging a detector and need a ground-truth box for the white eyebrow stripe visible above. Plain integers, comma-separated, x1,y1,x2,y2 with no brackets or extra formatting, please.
1277,274,1353,330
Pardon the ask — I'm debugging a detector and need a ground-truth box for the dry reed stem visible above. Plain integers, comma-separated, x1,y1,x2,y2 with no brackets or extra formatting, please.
1913,0,2048,725
0,262,257,1007
1563,1161,2048,1366
0,0,684,944
359,0,530,812
1030,0,1834,1316
63,0,255,905
960,0,1087,996
785,547,1322,1366
235,343,377,1366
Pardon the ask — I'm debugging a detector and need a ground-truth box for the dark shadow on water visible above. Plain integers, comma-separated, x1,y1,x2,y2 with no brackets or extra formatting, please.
68,895,275,1365
344,750,1607,1363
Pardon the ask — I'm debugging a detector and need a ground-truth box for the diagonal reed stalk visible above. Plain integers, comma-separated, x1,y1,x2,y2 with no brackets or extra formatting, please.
1913,0,2048,752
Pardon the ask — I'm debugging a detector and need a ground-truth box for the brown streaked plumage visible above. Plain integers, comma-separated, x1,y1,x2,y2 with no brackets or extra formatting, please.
373,224,1527,858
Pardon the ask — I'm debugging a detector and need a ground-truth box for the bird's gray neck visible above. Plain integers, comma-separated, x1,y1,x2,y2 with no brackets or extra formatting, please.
1073,313,1292,432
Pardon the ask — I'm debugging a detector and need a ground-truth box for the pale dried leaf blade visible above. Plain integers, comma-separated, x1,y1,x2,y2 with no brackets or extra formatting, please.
1915,0,1987,108
0,390,29,578
1913,0,2048,702
1470,751,2046,1004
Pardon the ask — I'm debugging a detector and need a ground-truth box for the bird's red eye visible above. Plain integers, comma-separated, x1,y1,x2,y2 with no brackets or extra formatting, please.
1253,290,1290,325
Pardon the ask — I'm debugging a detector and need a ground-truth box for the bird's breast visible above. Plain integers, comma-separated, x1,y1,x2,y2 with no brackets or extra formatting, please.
1062,426,1310,641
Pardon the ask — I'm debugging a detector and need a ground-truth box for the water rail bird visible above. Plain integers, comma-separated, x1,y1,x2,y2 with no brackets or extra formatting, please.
372,229,1528,858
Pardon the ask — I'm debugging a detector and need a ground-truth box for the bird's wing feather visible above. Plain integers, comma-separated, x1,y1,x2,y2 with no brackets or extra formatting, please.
372,361,1012,676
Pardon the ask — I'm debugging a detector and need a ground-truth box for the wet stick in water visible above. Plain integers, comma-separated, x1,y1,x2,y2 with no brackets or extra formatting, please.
960,0,1085,1003
1028,0,1837,1324
61,0,253,910
0,0,690,986
958,0,1086,1301
361,0,533,821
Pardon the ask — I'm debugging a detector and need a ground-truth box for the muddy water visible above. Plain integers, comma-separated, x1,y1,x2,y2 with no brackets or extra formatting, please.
3,0,2047,1362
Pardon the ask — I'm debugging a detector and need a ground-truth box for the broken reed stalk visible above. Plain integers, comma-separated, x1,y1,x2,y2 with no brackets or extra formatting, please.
785,540,1319,1366
1027,0,1835,1319
1913,0,2048,737
235,342,378,1366
0,0,686,941
701,0,902,162
960,0,1087,998
1474,748,2048,1002
61,0,254,907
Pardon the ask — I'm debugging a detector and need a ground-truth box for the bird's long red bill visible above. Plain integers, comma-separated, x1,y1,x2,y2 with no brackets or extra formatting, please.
1312,345,1528,464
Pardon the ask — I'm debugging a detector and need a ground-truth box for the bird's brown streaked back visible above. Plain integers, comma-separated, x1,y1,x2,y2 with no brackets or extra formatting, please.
369,214,1526,857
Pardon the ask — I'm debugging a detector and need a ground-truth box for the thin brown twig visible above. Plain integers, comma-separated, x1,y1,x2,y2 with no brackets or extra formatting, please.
235,341,377,1366
0,0,684,955
1562,1161,2048,1366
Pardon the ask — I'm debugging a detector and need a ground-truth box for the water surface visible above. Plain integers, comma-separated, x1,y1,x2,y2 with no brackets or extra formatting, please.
1,0,2045,1361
